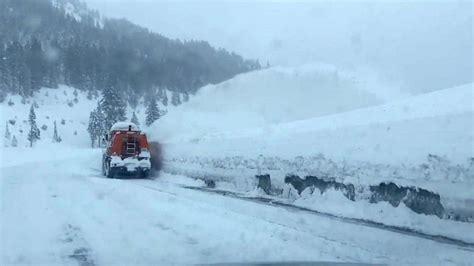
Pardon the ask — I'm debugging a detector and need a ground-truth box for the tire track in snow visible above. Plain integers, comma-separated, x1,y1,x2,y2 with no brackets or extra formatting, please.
118,179,377,262
62,224,96,266
146,183,474,250
186,186,474,250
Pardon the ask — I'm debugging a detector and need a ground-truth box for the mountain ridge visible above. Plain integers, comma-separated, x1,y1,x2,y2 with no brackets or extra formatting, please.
0,0,261,104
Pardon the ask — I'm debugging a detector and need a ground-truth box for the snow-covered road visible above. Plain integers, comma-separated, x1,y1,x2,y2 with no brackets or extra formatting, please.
1,149,473,265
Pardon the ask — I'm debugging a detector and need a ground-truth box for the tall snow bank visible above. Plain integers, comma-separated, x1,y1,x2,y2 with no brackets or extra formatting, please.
158,83,473,165
148,65,407,142
160,83,473,222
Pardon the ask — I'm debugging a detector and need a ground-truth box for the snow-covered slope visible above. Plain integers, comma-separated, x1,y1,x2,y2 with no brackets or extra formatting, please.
0,86,150,149
1,86,95,148
150,65,408,142
51,0,102,26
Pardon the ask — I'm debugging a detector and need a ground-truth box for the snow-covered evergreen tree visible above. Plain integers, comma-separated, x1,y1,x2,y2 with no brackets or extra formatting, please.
99,86,127,130
157,87,164,100
87,107,106,147
87,90,93,100
96,107,106,146
131,111,140,127
5,122,11,140
145,97,162,126
11,135,17,147
0,90,6,103
87,109,98,147
27,104,40,147
162,89,168,106
52,120,62,143
182,91,189,102
171,91,181,106
73,88,79,103
127,90,139,108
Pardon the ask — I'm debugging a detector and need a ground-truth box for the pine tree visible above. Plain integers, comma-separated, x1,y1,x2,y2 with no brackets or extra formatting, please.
95,106,106,146
52,120,61,143
182,91,189,102
73,88,79,103
0,90,6,103
5,122,11,140
87,109,98,147
87,89,93,100
11,135,17,147
99,86,127,130
27,104,40,147
131,111,140,127
171,91,181,106
26,37,46,93
162,89,168,106
157,87,164,100
87,106,106,147
145,97,161,126
127,90,139,109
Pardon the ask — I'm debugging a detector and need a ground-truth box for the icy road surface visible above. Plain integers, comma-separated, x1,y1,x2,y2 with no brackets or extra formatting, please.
1,148,473,265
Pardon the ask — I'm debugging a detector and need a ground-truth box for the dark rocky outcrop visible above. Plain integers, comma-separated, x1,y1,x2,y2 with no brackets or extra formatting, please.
284,175,445,218
284,175,356,201
370,182,445,218
256,174,272,194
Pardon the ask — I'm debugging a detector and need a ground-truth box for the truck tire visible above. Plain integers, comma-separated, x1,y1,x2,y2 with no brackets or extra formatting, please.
104,161,115,179
102,159,107,176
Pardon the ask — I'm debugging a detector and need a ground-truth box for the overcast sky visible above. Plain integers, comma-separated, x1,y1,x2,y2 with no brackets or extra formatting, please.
83,0,473,92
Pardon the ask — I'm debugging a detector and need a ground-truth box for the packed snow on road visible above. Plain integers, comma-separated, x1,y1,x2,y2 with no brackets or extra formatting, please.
1,147,473,265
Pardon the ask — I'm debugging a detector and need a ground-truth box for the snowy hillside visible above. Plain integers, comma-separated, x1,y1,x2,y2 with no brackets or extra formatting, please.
149,65,408,142
51,0,100,24
0,86,154,149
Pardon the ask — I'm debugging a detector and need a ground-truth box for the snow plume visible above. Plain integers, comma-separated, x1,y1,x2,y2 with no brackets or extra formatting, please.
148,64,407,142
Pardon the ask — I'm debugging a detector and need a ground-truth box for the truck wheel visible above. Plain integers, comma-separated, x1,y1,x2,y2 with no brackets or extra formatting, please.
102,159,107,176
105,161,114,178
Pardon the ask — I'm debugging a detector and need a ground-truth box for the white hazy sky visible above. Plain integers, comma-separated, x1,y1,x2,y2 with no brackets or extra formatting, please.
83,0,473,92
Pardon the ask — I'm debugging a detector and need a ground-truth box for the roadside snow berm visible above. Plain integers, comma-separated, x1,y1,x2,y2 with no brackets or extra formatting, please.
102,122,151,178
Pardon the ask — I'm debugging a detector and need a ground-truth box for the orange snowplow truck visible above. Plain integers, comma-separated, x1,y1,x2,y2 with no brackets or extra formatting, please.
102,122,151,178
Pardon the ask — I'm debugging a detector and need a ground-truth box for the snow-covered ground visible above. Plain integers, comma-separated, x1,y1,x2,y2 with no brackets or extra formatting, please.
1,147,473,265
0,86,152,149
1,65,473,264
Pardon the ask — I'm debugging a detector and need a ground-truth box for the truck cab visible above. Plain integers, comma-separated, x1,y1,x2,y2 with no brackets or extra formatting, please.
102,122,151,178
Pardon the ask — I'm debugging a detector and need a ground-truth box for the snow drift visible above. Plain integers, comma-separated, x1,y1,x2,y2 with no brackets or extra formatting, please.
149,65,407,142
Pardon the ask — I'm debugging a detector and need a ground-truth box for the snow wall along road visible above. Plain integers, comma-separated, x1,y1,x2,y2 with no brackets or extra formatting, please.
146,65,474,225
